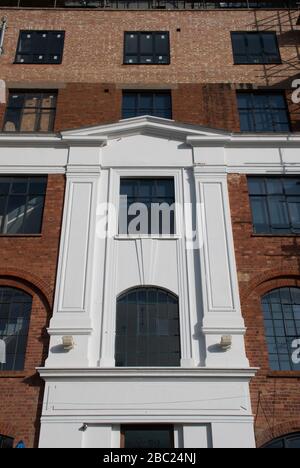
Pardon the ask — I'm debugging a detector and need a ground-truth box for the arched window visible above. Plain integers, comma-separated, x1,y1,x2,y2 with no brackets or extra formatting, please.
115,287,180,367
0,287,32,371
263,432,300,449
262,287,300,371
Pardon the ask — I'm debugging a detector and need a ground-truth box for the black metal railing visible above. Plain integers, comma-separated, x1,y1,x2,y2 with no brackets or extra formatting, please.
0,1,299,10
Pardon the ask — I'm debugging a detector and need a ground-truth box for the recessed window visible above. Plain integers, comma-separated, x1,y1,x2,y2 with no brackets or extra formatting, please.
124,32,170,64
237,92,290,132
15,31,65,64
0,176,47,235
121,425,174,449
0,434,14,449
3,91,57,133
115,287,181,367
0,287,33,371
263,432,300,449
231,32,281,64
119,178,175,235
262,287,300,371
248,177,300,235
122,91,172,119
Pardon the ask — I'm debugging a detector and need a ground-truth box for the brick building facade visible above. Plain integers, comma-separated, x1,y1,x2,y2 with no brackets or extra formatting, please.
0,1,299,448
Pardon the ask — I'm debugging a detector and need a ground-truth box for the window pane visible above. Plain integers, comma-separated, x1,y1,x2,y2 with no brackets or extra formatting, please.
123,426,174,449
116,288,180,367
232,32,280,64
122,91,172,120
16,31,65,64
124,32,169,65
0,287,32,372
238,92,289,133
3,92,57,133
262,287,300,372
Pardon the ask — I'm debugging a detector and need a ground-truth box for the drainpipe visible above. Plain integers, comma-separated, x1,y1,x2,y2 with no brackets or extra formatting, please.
0,17,7,56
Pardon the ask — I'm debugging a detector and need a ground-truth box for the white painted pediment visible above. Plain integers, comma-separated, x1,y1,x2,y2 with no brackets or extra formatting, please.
61,115,230,143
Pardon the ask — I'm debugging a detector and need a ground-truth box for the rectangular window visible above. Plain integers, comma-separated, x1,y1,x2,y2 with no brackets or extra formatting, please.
3,91,57,133
124,32,170,64
121,425,174,449
237,92,290,132
15,30,65,64
0,176,47,235
0,435,14,449
119,178,175,235
122,91,172,119
231,32,281,64
248,177,300,235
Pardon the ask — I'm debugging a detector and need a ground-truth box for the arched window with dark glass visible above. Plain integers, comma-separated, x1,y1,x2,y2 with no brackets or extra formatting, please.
262,287,300,371
263,432,300,449
115,287,181,367
0,287,32,371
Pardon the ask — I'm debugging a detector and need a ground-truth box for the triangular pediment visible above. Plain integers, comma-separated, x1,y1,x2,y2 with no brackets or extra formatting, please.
61,116,230,143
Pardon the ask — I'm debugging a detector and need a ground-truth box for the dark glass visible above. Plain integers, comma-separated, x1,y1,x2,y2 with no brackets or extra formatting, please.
122,426,174,449
0,177,47,234
124,32,170,65
248,177,300,235
261,288,300,371
115,288,180,367
15,31,65,64
263,433,300,449
3,92,57,133
237,92,289,133
0,287,32,371
119,178,175,235
232,32,280,64
122,91,172,120
0,435,14,449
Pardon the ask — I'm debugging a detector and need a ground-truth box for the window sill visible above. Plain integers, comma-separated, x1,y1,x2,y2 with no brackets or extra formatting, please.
0,372,26,378
0,234,42,238
267,371,300,379
115,234,180,240
251,234,300,238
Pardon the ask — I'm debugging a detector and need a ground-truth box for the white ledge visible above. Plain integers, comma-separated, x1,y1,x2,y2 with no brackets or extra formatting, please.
37,367,258,379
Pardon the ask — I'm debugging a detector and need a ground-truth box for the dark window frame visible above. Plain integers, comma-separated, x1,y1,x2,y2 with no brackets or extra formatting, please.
248,176,300,235
261,287,300,372
0,434,14,449
15,30,65,65
3,90,57,133
262,432,300,449
231,31,281,65
0,176,48,236
120,425,174,449
0,287,33,372
119,177,176,235
122,90,172,120
115,287,181,367
124,31,170,65
237,91,291,133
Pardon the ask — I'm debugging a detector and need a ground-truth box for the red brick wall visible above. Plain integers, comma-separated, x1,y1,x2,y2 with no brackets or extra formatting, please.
228,173,300,448
0,174,65,448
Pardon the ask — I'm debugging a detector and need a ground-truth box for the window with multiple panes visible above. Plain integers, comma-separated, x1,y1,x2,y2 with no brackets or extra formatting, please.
122,91,172,119
119,178,175,235
0,435,14,449
115,287,181,367
231,32,281,64
248,177,300,235
263,433,300,449
121,425,174,449
0,287,33,371
124,32,170,64
3,91,57,133
237,92,290,132
0,176,47,235
15,31,65,64
262,287,300,371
